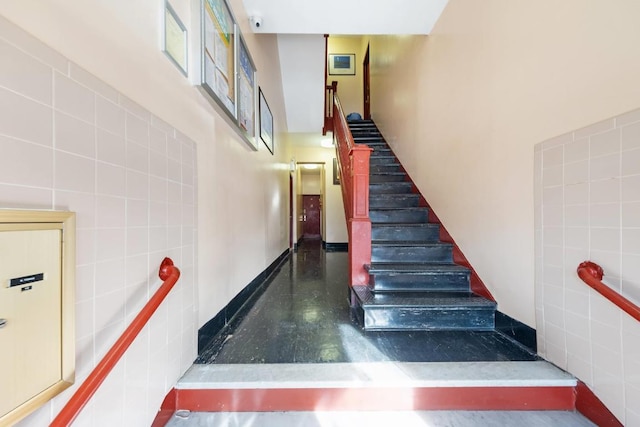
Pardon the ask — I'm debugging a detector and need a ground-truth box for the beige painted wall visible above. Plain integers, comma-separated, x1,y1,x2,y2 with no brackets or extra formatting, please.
0,0,289,424
301,170,322,194
327,36,365,117
367,0,640,329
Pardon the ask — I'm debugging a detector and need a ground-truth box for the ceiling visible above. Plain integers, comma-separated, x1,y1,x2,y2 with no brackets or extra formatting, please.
241,0,449,35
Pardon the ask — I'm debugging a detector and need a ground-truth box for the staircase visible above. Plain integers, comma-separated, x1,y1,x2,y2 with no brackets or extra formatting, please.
348,120,498,331
155,118,614,427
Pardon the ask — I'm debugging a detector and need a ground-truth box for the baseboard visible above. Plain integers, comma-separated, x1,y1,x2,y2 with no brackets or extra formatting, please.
494,311,537,354
324,242,348,252
197,248,290,354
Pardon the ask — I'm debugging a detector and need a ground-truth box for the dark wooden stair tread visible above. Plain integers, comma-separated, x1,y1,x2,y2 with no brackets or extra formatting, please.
354,287,495,308
366,263,469,274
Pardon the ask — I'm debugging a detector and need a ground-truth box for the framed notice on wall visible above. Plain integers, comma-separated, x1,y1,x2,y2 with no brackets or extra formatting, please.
163,1,188,76
198,0,261,151
237,36,257,149
201,0,236,117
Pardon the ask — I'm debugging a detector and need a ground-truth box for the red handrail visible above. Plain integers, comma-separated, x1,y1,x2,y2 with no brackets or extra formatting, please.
333,94,372,286
51,258,181,426
324,81,338,135
577,261,640,322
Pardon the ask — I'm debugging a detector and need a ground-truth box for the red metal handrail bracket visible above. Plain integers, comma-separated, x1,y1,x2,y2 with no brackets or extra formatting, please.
51,257,181,426
577,261,640,322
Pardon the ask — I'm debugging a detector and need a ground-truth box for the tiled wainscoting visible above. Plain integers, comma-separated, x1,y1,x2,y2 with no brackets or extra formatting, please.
535,109,640,425
0,17,198,426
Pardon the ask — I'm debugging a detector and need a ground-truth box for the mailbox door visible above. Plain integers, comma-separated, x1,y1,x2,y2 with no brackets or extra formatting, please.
0,228,62,417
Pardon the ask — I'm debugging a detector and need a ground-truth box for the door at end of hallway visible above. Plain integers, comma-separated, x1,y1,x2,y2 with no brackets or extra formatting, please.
302,195,321,239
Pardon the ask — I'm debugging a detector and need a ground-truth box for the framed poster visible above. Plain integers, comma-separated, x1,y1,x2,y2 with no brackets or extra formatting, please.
201,0,236,117
259,88,274,154
163,1,188,76
328,53,355,75
237,36,257,149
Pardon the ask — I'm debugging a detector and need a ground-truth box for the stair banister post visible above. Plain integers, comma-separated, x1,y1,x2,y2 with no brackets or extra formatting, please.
349,145,372,286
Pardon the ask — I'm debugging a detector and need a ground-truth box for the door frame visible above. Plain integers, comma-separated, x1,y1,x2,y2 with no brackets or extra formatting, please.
363,43,371,120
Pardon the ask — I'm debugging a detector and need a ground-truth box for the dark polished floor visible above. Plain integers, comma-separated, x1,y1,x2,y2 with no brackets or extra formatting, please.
196,240,537,364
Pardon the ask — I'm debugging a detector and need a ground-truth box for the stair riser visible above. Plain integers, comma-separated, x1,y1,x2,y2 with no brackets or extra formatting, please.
352,135,382,141
351,131,384,142
370,273,471,292
372,225,439,241
171,386,576,411
370,209,428,223
364,307,495,330
370,165,400,173
370,157,398,165
371,245,453,263
350,128,377,132
371,150,392,156
370,174,407,183
370,196,419,208
369,184,413,194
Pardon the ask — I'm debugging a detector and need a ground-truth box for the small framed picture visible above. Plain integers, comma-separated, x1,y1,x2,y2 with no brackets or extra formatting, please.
259,88,274,154
333,158,341,185
328,53,355,75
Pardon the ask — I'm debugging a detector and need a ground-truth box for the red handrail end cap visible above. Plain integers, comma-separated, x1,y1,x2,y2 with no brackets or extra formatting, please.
578,260,604,281
159,257,174,281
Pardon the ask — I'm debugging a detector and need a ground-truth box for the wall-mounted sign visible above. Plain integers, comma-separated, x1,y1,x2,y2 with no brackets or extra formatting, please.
199,0,259,150
202,0,236,117
163,1,188,76
238,37,257,149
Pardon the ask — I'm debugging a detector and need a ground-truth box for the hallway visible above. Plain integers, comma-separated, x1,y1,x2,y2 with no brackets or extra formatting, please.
197,240,537,364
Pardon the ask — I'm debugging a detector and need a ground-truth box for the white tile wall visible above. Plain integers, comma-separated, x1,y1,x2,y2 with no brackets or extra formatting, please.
535,108,640,425
0,21,197,427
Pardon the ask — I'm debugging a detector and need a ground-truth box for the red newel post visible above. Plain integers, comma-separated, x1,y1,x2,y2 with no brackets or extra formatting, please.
349,145,372,286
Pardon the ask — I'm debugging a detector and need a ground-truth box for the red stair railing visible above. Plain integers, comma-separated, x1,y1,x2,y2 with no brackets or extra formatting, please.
51,257,181,426
577,261,640,322
322,34,337,136
333,94,372,286
324,81,338,135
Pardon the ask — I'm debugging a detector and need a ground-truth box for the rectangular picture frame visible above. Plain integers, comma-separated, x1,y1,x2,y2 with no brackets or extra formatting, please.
201,0,236,119
333,158,341,185
259,88,274,154
328,53,355,75
163,1,188,76
237,35,258,150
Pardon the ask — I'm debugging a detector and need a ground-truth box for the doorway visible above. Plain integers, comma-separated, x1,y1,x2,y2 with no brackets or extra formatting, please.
295,162,325,244
363,44,371,120
289,173,294,248
302,195,321,239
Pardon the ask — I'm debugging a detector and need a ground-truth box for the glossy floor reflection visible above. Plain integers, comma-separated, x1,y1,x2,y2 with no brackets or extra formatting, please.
197,239,537,364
